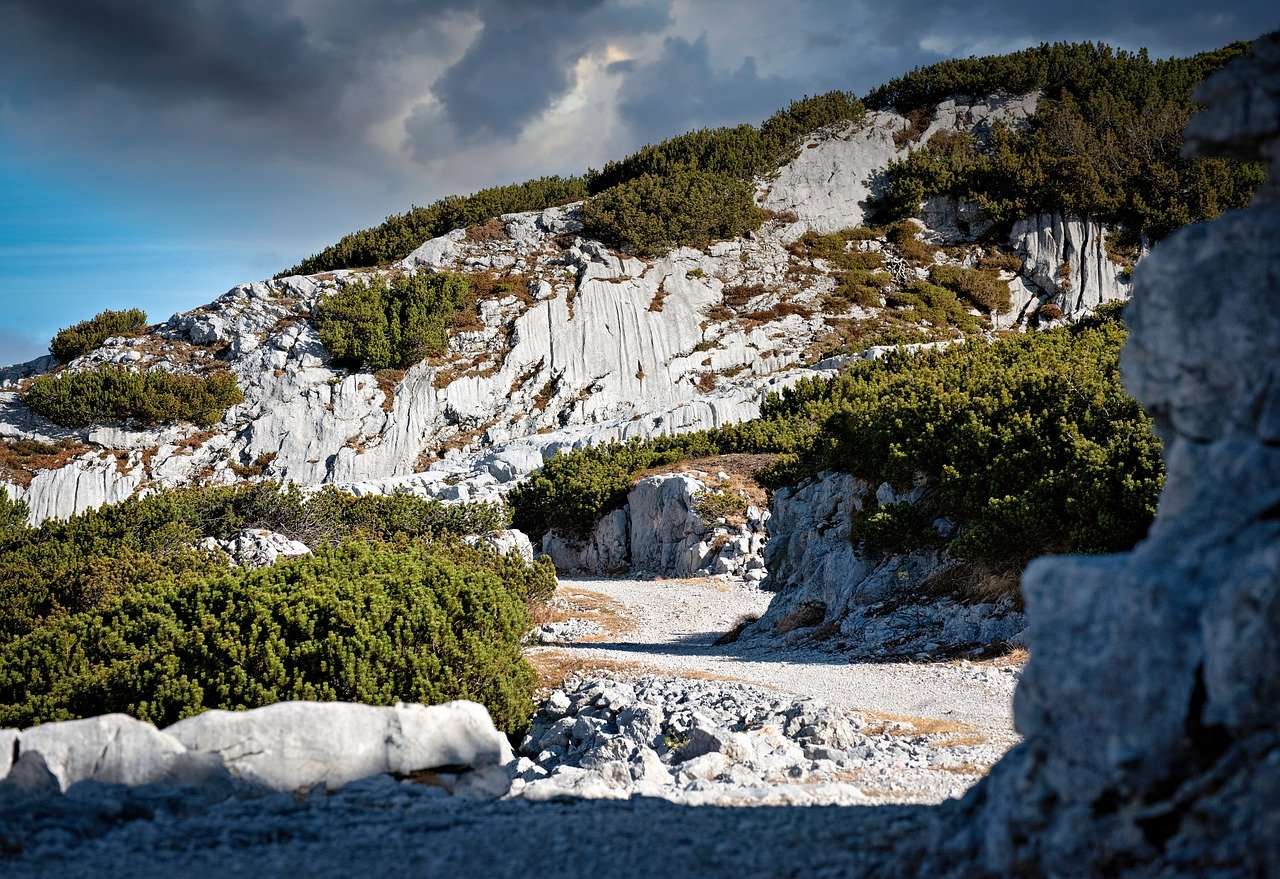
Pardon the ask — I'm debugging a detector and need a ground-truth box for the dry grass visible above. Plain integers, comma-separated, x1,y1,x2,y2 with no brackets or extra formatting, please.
775,601,827,634
374,368,405,412
893,105,935,148
527,651,738,691
721,282,766,309
713,613,760,646
648,280,669,313
0,438,90,487
528,586,633,641
464,217,507,243
859,709,976,739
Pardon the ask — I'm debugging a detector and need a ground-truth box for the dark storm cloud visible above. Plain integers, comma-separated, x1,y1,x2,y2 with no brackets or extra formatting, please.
426,0,670,141
614,35,799,143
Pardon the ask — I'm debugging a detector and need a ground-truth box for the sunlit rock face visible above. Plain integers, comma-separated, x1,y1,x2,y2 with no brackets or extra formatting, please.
911,35,1280,878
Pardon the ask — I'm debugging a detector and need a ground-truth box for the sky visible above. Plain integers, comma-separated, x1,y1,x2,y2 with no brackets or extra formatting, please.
0,0,1275,366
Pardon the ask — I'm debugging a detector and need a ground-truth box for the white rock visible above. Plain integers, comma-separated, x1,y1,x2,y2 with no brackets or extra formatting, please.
164,700,513,793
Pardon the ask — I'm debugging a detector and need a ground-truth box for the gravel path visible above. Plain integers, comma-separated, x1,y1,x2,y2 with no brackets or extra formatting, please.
529,577,1021,742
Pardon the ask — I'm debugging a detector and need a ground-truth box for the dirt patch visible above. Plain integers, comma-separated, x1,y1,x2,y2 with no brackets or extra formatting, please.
530,586,632,641
527,651,739,692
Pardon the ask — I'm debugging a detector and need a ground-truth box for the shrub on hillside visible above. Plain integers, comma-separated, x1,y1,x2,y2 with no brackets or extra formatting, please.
50,308,148,363
23,366,243,428
314,271,471,371
0,488,27,534
869,42,1264,240
0,541,538,732
928,264,1011,312
0,482,517,645
581,169,766,256
281,176,587,276
586,91,865,195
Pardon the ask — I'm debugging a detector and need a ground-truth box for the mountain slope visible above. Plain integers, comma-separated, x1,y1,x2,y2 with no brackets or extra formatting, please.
0,42,1261,524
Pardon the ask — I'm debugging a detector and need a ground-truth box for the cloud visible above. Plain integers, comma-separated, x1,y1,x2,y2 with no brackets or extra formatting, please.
425,0,670,143
614,34,800,144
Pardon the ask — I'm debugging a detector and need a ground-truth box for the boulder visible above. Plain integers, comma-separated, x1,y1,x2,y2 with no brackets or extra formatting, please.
466,528,535,562
164,700,513,793
15,714,226,792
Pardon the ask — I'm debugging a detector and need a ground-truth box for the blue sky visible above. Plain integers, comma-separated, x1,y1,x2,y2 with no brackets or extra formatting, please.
1,0,1275,366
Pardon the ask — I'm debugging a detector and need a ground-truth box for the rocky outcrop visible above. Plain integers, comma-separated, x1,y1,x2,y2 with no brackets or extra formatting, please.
910,36,1280,877
1002,212,1132,325
744,471,1023,656
197,528,311,568
763,94,1039,233
464,528,535,563
2,700,514,798
541,472,768,579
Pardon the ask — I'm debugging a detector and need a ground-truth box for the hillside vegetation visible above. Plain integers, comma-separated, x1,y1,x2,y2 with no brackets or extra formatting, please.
24,366,244,428
50,308,148,363
511,305,1163,574
281,43,1260,277
282,92,864,274
871,42,1265,239
0,483,549,731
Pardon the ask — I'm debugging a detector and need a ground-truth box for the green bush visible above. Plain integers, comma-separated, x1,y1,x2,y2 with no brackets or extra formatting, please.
23,366,243,428
928,264,1011,312
885,281,982,333
0,541,538,732
0,481,517,645
587,125,773,195
510,311,1164,569
0,488,28,534
281,176,588,277
870,42,1264,240
49,308,148,363
314,271,471,371
586,91,865,196
581,169,766,256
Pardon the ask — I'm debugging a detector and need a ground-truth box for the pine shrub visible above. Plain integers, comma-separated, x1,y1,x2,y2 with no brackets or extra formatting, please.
50,308,148,363
581,169,765,256
0,542,539,732
23,366,243,428
314,271,471,371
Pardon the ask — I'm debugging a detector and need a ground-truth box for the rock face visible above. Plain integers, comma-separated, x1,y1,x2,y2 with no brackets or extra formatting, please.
912,36,1280,877
763,94,1039,232
744,471,1023,657
1004,212,1132,325
541,472,768,578
2,700,514,798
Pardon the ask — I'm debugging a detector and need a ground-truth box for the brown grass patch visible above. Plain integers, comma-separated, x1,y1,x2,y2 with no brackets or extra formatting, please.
893,105,935,148
374,368,405,411
228,451,277,479
648,279,669,313
721,283,765,309
527,651,737,691
529,586,632,640
775,601,827,634
713,613,760,646
0,438,90,487
464,217,508,242
859,709,975,739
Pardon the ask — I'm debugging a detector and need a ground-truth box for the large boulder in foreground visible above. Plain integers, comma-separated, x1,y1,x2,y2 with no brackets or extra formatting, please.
1,700,513,798
165,700,513,792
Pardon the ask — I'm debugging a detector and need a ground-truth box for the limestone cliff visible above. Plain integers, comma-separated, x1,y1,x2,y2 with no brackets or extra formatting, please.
1,95,1131,525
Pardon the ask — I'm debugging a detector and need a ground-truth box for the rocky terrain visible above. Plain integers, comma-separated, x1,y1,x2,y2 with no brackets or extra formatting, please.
1,33,1273,879
0,94,1128,527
